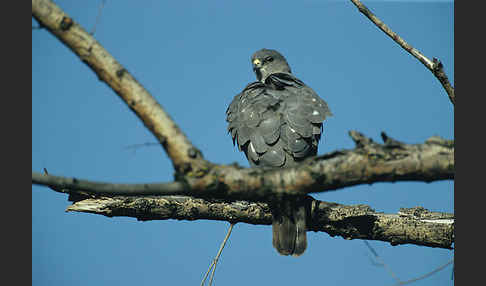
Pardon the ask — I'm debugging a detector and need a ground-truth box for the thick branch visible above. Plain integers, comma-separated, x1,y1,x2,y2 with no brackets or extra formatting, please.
65,195,454,249
349,0,455,105
32,0,207,174
33,132,454,200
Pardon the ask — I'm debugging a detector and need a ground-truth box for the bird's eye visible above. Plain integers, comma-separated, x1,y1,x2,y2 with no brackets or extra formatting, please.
265,56,274,63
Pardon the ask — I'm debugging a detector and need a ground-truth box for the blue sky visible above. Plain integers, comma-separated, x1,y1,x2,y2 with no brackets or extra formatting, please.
32,1,453,285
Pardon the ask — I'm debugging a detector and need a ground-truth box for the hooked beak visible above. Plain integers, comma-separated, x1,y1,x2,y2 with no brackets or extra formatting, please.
253,59,262,68
252,58,263,81
252,58,262,69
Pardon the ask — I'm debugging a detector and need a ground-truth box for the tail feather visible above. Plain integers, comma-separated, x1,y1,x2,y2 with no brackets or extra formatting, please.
271,196,308,256
292,201,307,256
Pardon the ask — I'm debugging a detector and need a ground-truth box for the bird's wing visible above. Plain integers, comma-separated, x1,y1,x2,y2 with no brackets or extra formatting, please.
268,73,332,157
226,74,331,167
226,81,284,166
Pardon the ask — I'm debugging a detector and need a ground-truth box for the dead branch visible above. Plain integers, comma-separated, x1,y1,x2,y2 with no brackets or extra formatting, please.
364,241,453,285
32,0,454,253
90,0,106,35
32,0,209,175
64,195,454,249
33,132,453,200
349,0,455,105
32,172,187,196
201,223,235,286
398,259,453,285
32,0,453,194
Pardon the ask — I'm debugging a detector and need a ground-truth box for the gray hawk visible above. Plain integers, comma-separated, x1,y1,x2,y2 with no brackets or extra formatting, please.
226,49,332,256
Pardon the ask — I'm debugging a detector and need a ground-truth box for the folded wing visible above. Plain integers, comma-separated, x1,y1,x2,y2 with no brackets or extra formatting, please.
226,73,331,168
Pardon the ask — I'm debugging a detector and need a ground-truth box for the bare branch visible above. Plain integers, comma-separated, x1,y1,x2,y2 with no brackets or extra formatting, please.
90,0,106,35
398,259,453,285
63,195,454,249
349,0,455,105
364,241,453,285
204,130,454,198
32,0,454,254
33,132,453,199
32,172,187,196
32,0,454,190
364,241,402,284
201,223,235,286
32,0,208,174
124,142,160,151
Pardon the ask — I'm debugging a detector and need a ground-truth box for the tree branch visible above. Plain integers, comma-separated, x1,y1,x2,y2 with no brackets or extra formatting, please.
32,0,208,174
31,0,454,253
64,195,454,249
349,0,455,105
33,131,453,200
201,223,235,286
32,0,455,190
32,172,187,196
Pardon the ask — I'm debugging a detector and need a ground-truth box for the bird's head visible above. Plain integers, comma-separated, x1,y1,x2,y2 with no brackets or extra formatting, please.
251,49,292,83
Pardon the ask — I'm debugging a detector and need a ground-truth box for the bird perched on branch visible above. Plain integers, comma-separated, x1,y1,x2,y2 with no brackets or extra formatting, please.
226,49,332,256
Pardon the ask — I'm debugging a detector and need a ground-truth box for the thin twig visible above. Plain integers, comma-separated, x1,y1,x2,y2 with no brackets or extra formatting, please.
208,259,218,286
349,0,454,105
364,241,402,284
397,259,454,285
90,0,106,35
201,223,235,286
124,142,160,152
364,241,454,285
200,263,214,286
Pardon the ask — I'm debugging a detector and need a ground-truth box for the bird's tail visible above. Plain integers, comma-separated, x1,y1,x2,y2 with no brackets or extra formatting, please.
271,196,308,256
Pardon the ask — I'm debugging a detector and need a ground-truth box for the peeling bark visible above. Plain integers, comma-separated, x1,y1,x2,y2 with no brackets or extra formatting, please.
66,195,454,249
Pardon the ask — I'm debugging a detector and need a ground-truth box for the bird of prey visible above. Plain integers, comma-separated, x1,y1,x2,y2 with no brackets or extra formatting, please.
226,49,332,256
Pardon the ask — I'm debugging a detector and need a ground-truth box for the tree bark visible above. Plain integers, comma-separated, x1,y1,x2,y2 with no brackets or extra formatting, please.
349,0,455,105
32,0,454,252
65,195,454,249
32,0,209,175
33,131,453,200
